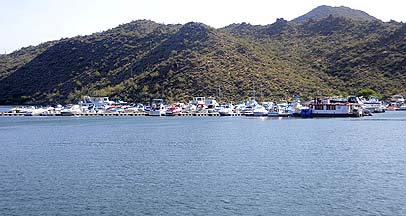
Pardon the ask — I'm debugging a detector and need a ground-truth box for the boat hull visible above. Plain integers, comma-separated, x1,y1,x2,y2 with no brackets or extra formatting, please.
310,113,362,117
219,112,234,116
165,111,181,116
253,111,268,116
268,113,291,117
149,110,165,116
60,112,74,116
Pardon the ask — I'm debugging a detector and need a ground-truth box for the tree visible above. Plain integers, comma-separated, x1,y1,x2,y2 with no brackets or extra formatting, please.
356,88,382,99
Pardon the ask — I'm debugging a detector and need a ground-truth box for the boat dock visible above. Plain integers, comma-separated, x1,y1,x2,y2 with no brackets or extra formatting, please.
0,112,243,117
0,112,26,116
177,113,241,117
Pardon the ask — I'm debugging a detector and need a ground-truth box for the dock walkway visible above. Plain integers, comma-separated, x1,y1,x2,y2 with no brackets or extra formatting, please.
0,112,243,117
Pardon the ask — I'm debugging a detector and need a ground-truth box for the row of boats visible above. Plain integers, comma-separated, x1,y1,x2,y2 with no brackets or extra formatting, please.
7,95,406,117
146,96,381,117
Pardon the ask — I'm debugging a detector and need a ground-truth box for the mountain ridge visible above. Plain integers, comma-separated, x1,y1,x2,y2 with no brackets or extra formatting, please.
1,6,405,105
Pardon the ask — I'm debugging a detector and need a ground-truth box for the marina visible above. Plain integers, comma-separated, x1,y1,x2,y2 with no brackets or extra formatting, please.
1,94,405,118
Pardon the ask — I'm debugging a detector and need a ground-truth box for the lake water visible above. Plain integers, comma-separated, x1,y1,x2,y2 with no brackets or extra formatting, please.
1,113,406,215
0,106,13,113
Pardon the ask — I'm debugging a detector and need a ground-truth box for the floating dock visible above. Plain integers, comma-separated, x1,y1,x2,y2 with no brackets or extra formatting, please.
0,113,26,116
0,112,243,117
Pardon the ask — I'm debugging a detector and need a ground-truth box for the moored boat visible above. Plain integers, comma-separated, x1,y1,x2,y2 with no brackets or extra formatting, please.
268,102,292,117
307,96,363,117
148,99,166,116
165,103,183,116
203,97,219,113
24,107,48,116
218,104,235,116
253,105,268,116
242,97,258,116
397,105,406,111
390,95,405,104
361,96,386,113
60,105,82,116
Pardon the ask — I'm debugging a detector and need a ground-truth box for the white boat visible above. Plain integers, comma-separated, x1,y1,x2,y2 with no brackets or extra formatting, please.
261,102,273,110
218,104,235,116
79,96,115,112
60,105,82,116
54,104,63,114
233,103,245,114
242,97,258,116
253,105,268,116
391,95,405,104
126,103,145,112
165,103,183,116
148,99,166,116
203,97,219,113
189,97,206,110
361,96,386,113
307,96,363,117
268,102,292,117
289,97,305,116
183,104,197,113
245,97,258,108
398,105,406,111
13,106,35,114
241,107,254,116
24,107,48,116
38,106,61,116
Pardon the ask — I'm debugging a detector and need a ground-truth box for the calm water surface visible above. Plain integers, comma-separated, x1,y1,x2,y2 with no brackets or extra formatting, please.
1,112,406,215
0,106,12,113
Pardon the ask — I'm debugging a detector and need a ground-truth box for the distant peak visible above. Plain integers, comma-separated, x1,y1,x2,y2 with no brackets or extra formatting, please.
115,19,161,32
182,22,212,30
292,5,379,23
178,22,214,35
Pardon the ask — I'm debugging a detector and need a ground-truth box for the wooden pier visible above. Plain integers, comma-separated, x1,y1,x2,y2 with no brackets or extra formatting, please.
0,112,25,116
173,113,242,117
178,113,220,117
74,112,147,117
0,112,243,117
0,112,147,117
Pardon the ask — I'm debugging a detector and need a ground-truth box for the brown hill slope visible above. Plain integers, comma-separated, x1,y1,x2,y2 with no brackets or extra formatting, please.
1,9,406,104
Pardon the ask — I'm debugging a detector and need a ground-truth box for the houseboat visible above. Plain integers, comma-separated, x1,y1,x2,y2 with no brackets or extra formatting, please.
308,96,363,117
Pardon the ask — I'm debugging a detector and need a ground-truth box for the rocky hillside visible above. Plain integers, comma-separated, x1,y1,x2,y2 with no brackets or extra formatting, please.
1,6,406,105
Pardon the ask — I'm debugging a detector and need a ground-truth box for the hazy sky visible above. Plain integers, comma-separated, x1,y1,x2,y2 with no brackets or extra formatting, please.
1,0,405,53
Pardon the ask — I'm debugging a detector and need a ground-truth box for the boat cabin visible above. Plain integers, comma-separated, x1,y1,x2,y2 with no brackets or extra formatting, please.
190,97,206,108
